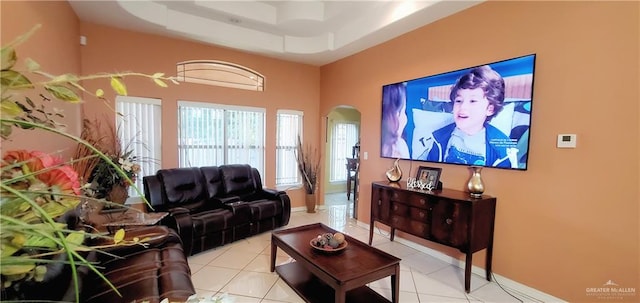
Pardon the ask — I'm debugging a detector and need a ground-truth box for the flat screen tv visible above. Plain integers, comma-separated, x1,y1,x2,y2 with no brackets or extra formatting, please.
381,54,536,170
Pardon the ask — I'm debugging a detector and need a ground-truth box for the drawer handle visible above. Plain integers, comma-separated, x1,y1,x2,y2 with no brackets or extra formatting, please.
446,218,453,225
393,205,398,211
393,217,398,222
393,193,398,198
420,199,426,205
378,200,381,206
419,212,425,218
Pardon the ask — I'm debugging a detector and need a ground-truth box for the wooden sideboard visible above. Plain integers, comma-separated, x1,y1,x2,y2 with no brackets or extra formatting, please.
369,181,496,293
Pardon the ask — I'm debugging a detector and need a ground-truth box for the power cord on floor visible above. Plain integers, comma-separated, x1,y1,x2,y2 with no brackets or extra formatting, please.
375,225,390,238
490,271,547,303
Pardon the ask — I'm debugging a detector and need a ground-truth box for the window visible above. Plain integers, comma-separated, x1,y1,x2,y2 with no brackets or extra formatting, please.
329,122,359,182
115,96,162,197
178,101,265,177
176,60,265,91
276,110,303,187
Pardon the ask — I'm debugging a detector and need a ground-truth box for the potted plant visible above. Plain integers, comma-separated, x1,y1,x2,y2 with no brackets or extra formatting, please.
74,118,148,208
295,136,320,213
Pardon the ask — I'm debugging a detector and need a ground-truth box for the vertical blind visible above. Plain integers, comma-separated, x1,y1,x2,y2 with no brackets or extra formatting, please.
115,96,162,197
330,122,359,182
177,101,265,177
276,110,303,186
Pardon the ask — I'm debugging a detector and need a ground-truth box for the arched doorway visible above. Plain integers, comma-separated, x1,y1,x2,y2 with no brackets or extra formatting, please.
323,106,361,218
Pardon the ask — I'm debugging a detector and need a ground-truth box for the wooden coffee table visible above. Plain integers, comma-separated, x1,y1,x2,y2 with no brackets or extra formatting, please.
271,223,400,303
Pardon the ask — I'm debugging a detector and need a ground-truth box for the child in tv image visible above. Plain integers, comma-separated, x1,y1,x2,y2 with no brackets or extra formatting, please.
381,82,410,158
416,65,519,168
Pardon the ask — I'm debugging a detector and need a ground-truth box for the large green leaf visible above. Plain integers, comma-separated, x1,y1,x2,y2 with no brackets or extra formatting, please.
1,99,24,118
24,57,40,72
0,70,33,89
110,76,127,95
23,222,67,248
1,121,13,138
0,263,35,276
1,241,21,257
0,46,17,70
44,84,81,102
40,201,69,218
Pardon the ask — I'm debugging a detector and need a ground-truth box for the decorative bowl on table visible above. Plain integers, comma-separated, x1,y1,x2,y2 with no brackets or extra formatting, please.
310,232,348,253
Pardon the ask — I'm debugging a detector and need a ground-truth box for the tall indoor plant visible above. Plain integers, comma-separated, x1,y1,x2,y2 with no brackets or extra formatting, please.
295,136,320,213
0,25,174,302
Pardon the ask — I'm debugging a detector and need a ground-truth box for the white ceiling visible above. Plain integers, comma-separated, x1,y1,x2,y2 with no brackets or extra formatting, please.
68,0,483,66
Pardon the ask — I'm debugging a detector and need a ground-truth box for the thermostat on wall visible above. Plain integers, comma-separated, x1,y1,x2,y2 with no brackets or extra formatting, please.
557,134,577,148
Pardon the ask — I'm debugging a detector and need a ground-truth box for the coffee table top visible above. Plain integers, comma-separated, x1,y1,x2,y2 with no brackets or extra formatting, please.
272,223,400,282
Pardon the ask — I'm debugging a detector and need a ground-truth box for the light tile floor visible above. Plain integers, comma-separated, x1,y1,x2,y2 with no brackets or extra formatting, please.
187,193,535,302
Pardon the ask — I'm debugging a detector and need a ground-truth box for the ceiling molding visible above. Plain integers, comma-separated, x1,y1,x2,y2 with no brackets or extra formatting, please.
69,0,484,66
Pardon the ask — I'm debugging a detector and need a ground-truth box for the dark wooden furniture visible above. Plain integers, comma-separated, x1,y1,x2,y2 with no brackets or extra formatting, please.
346,157,359,201
271,223,400,303
369,181,496,293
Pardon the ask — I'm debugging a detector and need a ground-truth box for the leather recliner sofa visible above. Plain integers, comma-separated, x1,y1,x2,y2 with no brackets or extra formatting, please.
143,164,291,255
3,213,196,303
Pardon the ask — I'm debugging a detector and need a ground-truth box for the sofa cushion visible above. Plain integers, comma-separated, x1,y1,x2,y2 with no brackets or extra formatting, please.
200,166,225,207
249,200,282,221
192,209,237,235
220,164,256,196
158,168,207,209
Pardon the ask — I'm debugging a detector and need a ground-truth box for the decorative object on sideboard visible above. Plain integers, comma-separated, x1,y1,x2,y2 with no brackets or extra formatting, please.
406,177,435,191
385,158,402,182
415,166,442,189
467,166,485,198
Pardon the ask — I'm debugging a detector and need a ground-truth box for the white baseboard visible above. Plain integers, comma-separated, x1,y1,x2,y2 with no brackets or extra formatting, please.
356,221,566,303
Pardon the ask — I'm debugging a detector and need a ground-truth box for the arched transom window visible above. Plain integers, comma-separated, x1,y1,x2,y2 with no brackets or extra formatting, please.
176,60,265,91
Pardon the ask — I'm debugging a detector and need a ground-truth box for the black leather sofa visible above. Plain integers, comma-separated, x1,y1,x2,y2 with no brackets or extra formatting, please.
2,214,196,303
143,164,291,255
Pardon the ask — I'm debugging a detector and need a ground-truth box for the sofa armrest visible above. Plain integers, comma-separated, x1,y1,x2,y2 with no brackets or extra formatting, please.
158,207,194,255
261,188,283,199
217,196,240,204
89,226,178,255
278,193,291,226
223,201,251,222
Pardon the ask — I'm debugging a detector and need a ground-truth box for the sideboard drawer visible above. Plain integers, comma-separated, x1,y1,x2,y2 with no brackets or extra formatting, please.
409,207,428,222
408,195,429,208
388,189,408,202
408,220,429,239
391,202,410,216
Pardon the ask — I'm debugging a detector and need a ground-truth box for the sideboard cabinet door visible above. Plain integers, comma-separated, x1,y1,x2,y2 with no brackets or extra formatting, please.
430,199,470,249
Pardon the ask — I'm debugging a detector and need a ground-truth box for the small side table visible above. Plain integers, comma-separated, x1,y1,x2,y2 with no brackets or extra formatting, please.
103,210,168,232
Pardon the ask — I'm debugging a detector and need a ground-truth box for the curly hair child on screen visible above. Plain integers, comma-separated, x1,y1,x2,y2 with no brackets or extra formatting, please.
417,65,518,168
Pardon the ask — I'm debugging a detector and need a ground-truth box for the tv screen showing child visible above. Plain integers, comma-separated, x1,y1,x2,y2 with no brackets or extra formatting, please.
380,54,536,170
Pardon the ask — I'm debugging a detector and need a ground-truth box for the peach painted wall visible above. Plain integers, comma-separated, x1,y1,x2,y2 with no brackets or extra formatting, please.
0,1,81,159
3,1,638,301
77,23,321,209
320,1,639,302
